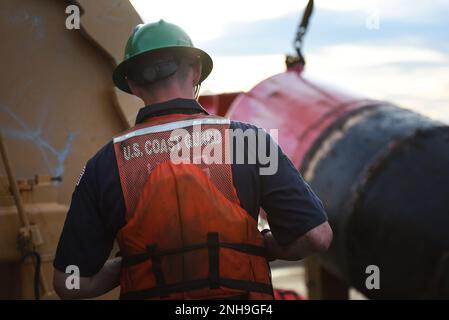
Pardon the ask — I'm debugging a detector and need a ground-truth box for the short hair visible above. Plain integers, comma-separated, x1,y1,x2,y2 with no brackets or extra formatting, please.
126,51,200,88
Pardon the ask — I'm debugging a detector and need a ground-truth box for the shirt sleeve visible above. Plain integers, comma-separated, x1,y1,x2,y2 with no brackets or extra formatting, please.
53,142,125,277
260,131,328,246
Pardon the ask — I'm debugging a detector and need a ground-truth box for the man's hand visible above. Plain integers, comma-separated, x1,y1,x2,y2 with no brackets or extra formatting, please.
263,222,333,261
53,257,122,300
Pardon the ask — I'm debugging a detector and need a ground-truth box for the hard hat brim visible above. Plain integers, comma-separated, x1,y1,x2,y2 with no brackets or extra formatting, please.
112,46,213,94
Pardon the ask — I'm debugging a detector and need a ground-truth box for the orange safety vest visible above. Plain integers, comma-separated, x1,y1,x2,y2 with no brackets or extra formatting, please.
113,112,273,300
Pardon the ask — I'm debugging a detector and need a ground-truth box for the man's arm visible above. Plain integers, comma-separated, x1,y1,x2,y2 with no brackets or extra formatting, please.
263,222,332,261
52,142,125,299
53,257,122,300
259,130,333,261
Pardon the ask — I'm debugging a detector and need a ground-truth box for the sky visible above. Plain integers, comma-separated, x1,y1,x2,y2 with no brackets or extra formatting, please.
130,0,449,123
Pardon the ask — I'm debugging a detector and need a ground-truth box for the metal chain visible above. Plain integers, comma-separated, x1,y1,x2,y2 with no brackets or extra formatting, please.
289,0,314,68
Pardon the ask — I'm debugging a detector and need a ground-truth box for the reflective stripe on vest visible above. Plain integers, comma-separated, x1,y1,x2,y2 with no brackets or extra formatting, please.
114,114,237,217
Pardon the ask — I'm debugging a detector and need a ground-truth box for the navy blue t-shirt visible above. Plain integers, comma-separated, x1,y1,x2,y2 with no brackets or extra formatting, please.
54,98,327,276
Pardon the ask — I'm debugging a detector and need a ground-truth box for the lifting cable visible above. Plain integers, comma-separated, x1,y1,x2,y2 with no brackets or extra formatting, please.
286,0,314,68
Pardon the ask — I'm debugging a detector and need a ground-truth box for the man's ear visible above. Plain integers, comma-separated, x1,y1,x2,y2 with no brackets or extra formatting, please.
192,59,202,86
127,79,143,99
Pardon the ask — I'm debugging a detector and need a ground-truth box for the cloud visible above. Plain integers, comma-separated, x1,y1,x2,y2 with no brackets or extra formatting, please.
309,44,448,68
130,0,307,42
197,6,449,57
318,0,449,21
201,54,286,93
131,0,449,47
305,44,449,123
130,0,449,123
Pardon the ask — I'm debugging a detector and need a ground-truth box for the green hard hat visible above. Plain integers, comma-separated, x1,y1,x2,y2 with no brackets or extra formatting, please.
113,20,213,93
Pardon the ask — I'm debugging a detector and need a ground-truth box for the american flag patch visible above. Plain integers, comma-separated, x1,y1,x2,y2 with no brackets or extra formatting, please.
76,166,86,186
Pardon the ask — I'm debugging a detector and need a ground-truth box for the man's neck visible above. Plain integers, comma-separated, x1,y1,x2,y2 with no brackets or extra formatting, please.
141,89,193,106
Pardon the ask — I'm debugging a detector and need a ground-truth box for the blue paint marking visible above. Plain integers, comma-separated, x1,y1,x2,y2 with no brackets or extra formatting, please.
10,10,44,39
1,105,77,179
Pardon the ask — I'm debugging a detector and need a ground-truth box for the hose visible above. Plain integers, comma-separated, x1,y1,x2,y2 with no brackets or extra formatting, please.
22,251,41,300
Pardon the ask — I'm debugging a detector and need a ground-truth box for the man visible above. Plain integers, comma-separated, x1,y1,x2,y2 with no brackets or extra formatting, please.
53,20,332,299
